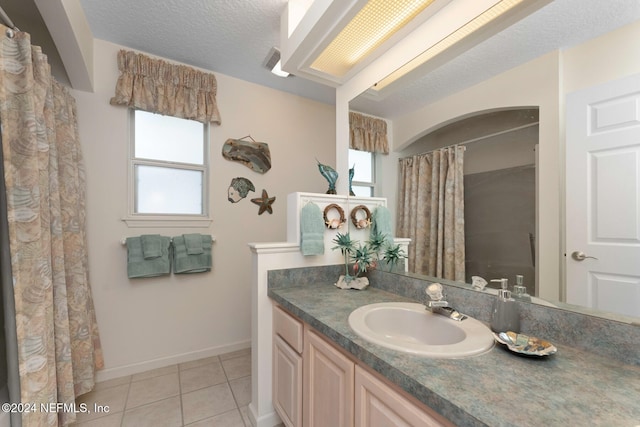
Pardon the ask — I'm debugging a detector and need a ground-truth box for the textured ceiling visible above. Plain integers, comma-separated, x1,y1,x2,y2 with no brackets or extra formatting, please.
17,0,640,118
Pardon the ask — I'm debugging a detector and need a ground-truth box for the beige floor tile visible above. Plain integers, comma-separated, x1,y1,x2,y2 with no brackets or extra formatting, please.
122,396,182,427
182,383,237,425
180,360,227,393
219,348,251,361
127,372,180,409
74,384,129,423
220,355,251,380
229,376,251,407
180,355,220,371
131,364,179,382
185,409,245,427
69,412,123,427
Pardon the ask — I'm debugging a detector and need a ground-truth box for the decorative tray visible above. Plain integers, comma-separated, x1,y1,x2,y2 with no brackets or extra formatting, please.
493,331,557,356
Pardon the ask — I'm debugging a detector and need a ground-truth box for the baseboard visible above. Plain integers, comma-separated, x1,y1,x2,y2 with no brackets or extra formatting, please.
248,403,282,427
95,339,251,382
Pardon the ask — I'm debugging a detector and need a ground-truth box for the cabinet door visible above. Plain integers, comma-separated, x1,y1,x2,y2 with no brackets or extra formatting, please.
274,335,303,427
304,328,354,427
355,366,448,427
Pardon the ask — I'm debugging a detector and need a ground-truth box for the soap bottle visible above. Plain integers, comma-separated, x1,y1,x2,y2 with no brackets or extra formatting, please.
489,278,520,333
513,274,532,302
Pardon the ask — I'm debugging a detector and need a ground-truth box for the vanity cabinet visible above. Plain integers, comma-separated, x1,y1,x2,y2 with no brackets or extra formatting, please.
273,306,303,427
304,327,354,427
354,365,449,427
273,304,450,427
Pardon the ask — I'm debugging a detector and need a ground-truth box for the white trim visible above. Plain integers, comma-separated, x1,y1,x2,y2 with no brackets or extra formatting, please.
122,216,212,228
95,339,250,382
247,403,282,427
248,242,301,254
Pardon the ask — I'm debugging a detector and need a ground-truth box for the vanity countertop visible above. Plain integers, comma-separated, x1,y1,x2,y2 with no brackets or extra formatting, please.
268,282,640,427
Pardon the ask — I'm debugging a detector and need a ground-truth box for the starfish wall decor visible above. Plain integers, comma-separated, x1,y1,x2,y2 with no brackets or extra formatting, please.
251,189,276,215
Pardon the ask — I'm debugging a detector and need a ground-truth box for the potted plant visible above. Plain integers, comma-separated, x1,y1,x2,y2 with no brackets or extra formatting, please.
332,231,406,289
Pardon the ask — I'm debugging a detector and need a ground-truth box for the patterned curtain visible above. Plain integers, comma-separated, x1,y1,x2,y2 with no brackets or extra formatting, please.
110,49,222,124
0,28,103,426
396,146,465,281
349,111,389,154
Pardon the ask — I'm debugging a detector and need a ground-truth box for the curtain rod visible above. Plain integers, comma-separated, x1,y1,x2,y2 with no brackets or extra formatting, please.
0,5,18,31
401,121,539,159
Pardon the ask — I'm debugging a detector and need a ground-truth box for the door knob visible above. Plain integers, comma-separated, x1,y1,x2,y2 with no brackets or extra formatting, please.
571,251,598,261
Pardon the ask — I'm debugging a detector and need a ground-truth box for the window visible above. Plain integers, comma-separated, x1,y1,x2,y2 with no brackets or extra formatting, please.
126,110,210,226
349,149,375,196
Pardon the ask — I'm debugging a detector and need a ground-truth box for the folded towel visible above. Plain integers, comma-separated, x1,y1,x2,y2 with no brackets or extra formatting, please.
371,206,393,245
172,234,212,274
126,236,171,278
141,234,163,259
300,202,324,256
184,233,204,255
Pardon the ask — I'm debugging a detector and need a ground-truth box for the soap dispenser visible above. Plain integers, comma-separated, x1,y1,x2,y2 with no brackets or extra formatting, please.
489,278,520,333
513,274,532,302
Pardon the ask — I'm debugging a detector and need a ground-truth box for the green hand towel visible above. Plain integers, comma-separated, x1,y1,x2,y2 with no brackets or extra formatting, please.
300,202,325,256
371,206,393,245
126,236,171,278
173,235,212,274
184,233,204,255
141,234,162,259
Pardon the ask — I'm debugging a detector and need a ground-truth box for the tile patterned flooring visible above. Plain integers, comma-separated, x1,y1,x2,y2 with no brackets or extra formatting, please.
70,348,252,427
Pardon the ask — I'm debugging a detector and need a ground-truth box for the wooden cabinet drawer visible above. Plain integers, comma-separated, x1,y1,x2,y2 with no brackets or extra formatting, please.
274,305,304,353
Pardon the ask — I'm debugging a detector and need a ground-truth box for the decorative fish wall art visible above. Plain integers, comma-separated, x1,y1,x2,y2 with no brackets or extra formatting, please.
227,177,255,203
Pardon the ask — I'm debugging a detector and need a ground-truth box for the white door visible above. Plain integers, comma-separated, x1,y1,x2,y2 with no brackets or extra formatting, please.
565,73,640,318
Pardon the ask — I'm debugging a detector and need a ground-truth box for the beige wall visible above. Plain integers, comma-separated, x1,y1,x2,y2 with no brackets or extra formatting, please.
72,39,335,380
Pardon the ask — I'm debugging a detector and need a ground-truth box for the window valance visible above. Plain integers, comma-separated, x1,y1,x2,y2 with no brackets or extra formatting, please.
349,111,389,154
110,50,221,124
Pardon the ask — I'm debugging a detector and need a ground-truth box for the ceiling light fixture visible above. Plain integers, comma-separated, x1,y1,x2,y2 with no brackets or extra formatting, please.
281,0,547,87
371,0,528,92
310,0,436,78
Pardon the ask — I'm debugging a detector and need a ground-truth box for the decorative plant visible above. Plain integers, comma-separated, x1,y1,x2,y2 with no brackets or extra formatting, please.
351,244,375,277
332,232,358,282
366,231,387,265
382,243,407,272
332,232,407,283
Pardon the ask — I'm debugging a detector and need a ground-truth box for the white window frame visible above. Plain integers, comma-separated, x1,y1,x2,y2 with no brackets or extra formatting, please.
349,149,376,197
123,109,212,228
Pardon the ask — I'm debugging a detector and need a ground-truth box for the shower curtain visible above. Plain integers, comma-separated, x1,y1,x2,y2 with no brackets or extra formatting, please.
0,25,103,427
396,146,466,281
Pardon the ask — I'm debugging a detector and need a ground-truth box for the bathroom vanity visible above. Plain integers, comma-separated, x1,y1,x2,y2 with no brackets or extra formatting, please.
267,266,640,427
273,303,453,427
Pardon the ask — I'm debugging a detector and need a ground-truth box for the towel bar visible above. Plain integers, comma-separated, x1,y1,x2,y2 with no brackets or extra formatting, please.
120,236,216,245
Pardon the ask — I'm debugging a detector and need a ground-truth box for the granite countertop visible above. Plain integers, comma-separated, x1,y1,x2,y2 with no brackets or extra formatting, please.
268,282,640,427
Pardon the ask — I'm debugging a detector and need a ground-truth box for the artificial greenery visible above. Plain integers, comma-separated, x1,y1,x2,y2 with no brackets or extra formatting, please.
331,231,407,282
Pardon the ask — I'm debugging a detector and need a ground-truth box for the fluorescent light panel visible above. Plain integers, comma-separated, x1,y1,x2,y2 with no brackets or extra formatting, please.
310,0,436,77
373,0,524,91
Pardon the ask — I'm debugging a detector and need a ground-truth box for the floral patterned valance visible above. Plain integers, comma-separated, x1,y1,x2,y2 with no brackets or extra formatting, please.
110,50,221,124
349,111,389,154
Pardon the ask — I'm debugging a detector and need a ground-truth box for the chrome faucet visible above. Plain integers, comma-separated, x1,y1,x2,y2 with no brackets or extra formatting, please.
425,283,467,321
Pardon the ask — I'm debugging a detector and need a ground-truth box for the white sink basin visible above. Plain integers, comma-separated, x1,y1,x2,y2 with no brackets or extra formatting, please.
348,302,494,358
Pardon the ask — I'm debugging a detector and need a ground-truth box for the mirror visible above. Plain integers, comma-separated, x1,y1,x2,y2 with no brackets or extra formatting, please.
346,4,640,324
